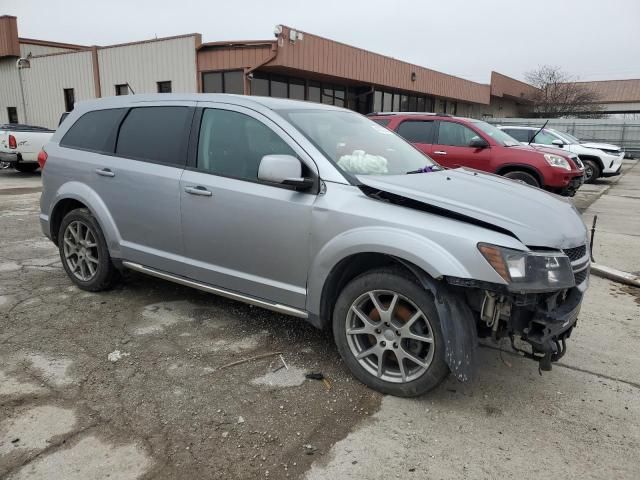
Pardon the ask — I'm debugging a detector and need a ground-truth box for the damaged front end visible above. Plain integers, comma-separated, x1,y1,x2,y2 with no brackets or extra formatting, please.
449,242,589,372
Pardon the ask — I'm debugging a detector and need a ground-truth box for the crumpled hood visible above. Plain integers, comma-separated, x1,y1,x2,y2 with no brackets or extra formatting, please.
357,168,588,249
581,141,622,152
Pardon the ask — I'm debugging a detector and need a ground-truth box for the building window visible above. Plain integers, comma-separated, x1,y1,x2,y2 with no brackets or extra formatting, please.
270,75,288,98
7,107,18,124
251,73,270,96
157,81,172,93
307,81,321,103
202,71,244,94
63,88,75,112
115,84,129,96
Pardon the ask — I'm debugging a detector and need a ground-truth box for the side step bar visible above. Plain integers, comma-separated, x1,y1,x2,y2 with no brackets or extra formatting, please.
122,261,308,319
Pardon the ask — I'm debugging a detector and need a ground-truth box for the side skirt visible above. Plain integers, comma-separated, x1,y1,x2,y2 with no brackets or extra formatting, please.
122,261,309,319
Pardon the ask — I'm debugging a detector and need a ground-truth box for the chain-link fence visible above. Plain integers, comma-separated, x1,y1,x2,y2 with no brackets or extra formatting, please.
486,118,640,157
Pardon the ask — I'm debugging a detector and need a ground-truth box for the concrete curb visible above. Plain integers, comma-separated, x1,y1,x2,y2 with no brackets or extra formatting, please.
591,263,640,287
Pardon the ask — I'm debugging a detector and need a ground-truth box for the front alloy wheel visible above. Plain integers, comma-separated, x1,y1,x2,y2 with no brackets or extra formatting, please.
333,268,449,397
346,290,435,383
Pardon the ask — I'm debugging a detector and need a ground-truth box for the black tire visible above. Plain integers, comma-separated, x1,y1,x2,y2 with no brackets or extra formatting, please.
332,268,449,397
503,170,540,188
14,163,39,173
582,160,600,183
58,208,119,291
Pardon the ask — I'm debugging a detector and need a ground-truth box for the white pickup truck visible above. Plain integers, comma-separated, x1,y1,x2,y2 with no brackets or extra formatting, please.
0,124,54,173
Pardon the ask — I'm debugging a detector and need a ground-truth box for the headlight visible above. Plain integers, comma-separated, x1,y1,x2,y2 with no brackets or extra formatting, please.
544,154,571,170
478,243,575,291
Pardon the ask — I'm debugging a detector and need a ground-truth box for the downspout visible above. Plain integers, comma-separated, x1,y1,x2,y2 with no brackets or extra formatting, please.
17,66,28,123
244,41,278,95
91,46,102,98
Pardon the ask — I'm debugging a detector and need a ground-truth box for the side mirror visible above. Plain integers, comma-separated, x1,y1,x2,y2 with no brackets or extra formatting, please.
258,154,313,190
552,139,565,147
469,137,489,149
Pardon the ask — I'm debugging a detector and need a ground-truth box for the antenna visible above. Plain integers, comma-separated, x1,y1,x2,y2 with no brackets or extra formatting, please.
529,119,549,145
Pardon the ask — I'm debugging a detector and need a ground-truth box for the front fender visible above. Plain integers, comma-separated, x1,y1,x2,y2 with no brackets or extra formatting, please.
49,181,122,258
306,226,472,316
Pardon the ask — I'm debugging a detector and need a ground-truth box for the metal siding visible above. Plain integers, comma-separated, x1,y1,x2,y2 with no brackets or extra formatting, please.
20,50,96,128
0,57,24,123
197,45,273,72
270,27,490,104
98,36,198,96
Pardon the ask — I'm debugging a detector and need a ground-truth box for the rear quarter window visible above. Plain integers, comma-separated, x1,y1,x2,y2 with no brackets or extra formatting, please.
60,108,126,153
370,118,390,127
115,106,192,166
503,128,530,142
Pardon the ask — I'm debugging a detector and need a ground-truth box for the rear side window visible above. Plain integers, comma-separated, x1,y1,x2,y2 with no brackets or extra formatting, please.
503,128,530,142
396,120,435,144
60,109,126,153
116,107,192,166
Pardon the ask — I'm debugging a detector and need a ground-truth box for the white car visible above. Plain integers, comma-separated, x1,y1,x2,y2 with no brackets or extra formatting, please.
498,126,624,183
0,124,54,173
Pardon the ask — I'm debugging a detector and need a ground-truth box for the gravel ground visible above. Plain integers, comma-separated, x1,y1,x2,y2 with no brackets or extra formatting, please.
0,166,638,480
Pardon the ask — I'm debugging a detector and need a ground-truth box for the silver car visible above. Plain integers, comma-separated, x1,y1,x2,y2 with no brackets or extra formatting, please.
39,94,590,397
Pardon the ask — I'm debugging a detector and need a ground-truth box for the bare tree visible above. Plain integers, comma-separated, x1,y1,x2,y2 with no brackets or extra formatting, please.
524,66,605,118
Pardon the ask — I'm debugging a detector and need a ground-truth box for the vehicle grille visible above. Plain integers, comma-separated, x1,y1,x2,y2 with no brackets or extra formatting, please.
563,245,587,262
574,268,589,285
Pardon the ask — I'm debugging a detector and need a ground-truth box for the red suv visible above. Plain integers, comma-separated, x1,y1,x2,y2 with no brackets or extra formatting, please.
368,113,584,196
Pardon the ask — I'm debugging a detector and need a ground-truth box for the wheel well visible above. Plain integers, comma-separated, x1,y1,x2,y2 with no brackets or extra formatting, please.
50,199,87,245
318,253,422,330
496,165,542,185
578,155,604,171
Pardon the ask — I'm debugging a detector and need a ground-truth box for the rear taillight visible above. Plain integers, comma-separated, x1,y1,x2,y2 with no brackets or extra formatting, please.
8,134,17,149
37,149,48,169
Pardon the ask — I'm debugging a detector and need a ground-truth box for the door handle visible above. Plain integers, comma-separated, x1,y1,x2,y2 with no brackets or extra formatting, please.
433,151,447,155
95,168,115,177
184,185,212,197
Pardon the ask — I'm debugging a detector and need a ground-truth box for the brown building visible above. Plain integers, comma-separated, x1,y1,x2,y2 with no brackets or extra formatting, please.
196,25,535,118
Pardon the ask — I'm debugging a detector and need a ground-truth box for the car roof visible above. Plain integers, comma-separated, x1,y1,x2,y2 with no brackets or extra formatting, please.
72,93,346,113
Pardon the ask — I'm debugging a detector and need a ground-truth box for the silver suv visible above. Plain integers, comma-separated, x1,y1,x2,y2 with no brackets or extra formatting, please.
39,94,590,396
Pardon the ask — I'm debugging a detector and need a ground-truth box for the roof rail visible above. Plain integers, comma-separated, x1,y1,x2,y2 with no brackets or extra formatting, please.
366,112,453,117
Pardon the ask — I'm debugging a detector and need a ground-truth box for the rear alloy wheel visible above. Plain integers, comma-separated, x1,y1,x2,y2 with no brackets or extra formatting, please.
58,208,118,291
582,160,600,183
14,163,39,173
503,170,540,188
333,269,449,397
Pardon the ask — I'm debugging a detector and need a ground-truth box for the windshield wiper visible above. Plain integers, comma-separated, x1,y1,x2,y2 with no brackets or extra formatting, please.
406,165,442,174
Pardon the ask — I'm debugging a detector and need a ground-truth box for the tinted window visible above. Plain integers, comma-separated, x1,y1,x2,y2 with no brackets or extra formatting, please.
437,121,480,147
289,78,305,100
308,82,321,103
373,91,383,112
202,72,223,93
397,120,435,144
271,76,288,98
197,109,296,181
224,71,243,94
503,128,530,142
157,81,172,93
116,107,191,166
61,108,126,153
251,74,269,96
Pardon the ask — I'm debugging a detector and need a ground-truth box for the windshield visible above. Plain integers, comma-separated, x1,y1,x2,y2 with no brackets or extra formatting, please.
277,109,436,176
471,120,520,146
552,130,580,144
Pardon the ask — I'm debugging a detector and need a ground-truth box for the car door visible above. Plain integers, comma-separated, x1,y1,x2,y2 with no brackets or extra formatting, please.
88,103,195,272
431,120,492,170
394,119,436,157
179,104,317,309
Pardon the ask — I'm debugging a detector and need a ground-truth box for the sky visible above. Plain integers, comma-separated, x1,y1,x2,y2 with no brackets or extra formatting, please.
3,0,640,84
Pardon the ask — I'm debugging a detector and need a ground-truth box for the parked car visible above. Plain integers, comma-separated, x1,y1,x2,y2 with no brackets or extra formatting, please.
368,113,584,196
498,126,624,183
40,95,590,397
0,123,54,172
